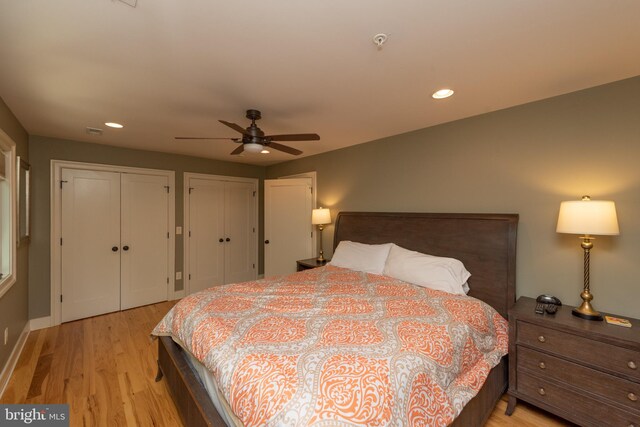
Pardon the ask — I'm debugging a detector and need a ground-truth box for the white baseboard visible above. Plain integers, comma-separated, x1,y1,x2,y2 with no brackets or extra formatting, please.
29,316,52,331
0,321,30,398
171,290,185,300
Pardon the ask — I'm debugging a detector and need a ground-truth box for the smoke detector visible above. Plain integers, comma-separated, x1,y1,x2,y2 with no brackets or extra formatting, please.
373,33,388,48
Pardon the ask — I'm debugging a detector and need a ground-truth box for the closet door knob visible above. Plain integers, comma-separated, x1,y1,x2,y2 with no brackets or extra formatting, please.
226,238,231,242
265,240,270,244
112,246,119,252
123,245,130,251
219,238,224,243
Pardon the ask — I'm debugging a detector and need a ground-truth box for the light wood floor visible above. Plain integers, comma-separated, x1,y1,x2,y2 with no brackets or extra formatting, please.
1,301,573,426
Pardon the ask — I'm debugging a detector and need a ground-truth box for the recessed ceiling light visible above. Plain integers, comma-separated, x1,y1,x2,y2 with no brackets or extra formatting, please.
260,149,270,154
105,122,124,129
432,89,454,99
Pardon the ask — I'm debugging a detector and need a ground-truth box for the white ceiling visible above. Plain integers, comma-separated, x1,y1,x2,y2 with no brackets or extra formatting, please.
1,1,639,166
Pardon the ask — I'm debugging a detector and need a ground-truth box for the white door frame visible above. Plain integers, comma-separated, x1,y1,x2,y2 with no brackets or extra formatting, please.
50,160,176,326
279,171,318,256
183,173,259,296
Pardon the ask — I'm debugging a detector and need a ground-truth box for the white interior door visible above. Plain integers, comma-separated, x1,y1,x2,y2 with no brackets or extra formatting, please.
120,173,169,309
224,181,257,284
264,178,313,277
61,169,121,322
188,178,225,293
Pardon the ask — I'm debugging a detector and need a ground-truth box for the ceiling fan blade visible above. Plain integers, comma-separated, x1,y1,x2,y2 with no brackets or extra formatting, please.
219,120,248,135
268,142,302,155
267,133,320,141
175,137,236,140
230,145,245,155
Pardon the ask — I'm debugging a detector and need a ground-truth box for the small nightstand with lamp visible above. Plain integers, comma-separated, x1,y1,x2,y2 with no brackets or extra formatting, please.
506,196,640,426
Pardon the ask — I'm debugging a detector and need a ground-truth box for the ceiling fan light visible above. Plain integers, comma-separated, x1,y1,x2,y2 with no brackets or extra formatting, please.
260,149,270,154
244,143,263,153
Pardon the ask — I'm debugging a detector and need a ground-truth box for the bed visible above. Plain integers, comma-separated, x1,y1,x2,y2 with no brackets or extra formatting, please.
154,211,518,426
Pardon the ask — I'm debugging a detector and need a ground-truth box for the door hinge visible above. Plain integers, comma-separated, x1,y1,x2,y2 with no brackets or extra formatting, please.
164,185,170,193
60,180,68,189
311,232,313,238
253,227,255,233
189,230,191,237
167,232,170,239
253,191,256,197
188,187,194,194
253,263,255,269
167,277,169,284
60,238,63,246
188,274,191,280
60,294,63,303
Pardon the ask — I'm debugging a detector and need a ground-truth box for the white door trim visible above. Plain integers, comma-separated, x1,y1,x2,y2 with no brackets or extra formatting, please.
50,160,176,326
183,173,259,296
279,171,317,256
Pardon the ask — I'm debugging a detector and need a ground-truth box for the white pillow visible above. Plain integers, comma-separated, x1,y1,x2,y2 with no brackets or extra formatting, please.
383,244,471,295
329,241,393,275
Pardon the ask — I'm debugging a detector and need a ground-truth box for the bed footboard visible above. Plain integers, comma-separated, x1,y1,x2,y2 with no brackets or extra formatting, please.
157,336,226,427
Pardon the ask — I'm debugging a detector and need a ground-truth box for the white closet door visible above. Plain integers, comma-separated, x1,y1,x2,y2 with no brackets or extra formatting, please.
188,178,225,294
61,169,121,322
264,178,313,277
224,181,257,284
120,173,169,309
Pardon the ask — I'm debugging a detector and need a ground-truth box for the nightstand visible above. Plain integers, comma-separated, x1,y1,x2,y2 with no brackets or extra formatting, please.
296,258,330,272
507,296,640,426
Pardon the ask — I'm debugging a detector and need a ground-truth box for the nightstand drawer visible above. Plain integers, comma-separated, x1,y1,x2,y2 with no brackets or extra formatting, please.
518,320,640,382
518,370,640,427
517,346,640,412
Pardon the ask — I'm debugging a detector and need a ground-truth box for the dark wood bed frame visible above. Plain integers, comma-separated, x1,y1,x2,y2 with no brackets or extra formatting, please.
156,211,518,427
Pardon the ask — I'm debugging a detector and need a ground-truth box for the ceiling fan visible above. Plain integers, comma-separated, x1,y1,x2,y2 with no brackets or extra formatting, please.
175,109,320,156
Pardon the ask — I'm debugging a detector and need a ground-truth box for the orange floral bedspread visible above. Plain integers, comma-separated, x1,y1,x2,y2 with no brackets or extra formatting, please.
152,265,508,427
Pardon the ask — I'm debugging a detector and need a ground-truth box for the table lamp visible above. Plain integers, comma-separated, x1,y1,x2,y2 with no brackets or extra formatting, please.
556,196,619,320
312,208,331,262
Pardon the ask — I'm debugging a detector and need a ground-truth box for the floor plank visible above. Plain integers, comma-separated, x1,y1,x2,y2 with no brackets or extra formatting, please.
1,300,573,426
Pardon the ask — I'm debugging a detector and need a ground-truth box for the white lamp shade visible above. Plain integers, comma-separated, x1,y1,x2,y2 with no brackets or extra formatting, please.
556,199,619,235
243,143,263,153
312,208,331,225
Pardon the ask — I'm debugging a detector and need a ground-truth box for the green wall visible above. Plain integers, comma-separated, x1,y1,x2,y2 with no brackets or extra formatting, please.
267,76,640,319
28,136,265,319
0,97,29,373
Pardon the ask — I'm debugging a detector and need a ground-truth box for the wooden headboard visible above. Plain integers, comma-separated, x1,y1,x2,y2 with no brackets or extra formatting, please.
333,212,518,318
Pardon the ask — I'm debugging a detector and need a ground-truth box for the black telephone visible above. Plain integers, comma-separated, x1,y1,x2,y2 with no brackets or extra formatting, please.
535,294,562,315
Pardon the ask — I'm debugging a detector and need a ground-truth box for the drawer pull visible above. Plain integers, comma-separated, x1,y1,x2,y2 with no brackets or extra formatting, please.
537,335,546,343
629,361,637,370
538,362,546,369
538,387,546,396
629,392,638,402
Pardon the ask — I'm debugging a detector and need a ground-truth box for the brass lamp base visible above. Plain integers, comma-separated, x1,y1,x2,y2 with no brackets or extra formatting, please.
571,235,604,321
572,306,603,321
316,224,326,262
572,282,603,321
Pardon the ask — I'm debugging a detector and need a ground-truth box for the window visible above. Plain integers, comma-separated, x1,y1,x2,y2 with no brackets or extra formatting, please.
0,129,17,298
